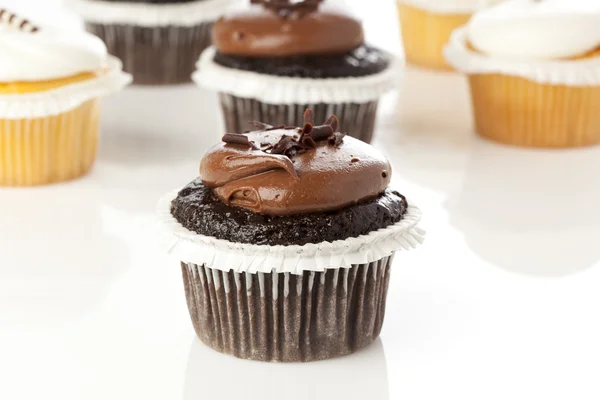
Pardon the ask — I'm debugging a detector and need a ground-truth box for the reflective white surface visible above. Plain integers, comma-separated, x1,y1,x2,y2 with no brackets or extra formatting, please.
1,1,600,400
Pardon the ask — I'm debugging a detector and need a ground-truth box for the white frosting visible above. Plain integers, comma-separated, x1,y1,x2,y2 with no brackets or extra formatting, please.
156,189,425,275
468,0,600,60
445,27,600,86
398,0,483,14
67,0,244,27
0,26,107,82
193,47,402,104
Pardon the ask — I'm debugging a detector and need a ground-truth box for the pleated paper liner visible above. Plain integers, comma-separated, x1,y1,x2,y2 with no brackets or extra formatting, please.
68,0,242,85
157,189,424,362
219,94,379,144
0,100,99,186
193,47,402,143
446,28,600,148
397,2,472,71
0,57,131,186
469,74,600,148
183,256,393,362
86,23,212,85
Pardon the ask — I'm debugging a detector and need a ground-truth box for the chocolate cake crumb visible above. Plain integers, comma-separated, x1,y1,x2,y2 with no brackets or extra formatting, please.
171,179,407,246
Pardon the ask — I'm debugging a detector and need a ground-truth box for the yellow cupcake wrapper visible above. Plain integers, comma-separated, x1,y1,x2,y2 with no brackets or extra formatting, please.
398,2,471,71
469,74,600,148
0,100,100,186
0,57,129,186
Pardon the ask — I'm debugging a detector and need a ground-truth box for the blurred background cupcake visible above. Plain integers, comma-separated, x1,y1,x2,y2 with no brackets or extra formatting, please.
194,0,400,143
397,0,480,70
68,0,242,85
0,9,130,186
446,0,600,148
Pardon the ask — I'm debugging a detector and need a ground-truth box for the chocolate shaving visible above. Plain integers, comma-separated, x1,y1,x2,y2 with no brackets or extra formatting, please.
329,132,346,147
301,135,317,148
311,125,334,141
0,9,39,33
222,133,259,149
303,108,315,125
302,123,313,135
234,108,346,158
324,115,339,133
270,135,296,156
250,121,273,130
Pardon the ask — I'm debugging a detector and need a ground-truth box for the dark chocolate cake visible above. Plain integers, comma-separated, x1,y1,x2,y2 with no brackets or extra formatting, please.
172,179,406,245
213,44,390,78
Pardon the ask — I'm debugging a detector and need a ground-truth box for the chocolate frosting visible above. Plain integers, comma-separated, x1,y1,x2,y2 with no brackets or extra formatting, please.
212,4,364,57
200,113,392,216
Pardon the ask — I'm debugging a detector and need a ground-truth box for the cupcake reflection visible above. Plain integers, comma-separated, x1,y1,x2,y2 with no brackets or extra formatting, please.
184,337,389,400
448,142,600,276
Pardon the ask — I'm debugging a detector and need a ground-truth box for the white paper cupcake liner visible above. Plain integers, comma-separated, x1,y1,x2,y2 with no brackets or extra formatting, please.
398,0,484,14
0,56,131,119
193,46,403,105
445,27,600,86
157,189,425,275
67,0,243,27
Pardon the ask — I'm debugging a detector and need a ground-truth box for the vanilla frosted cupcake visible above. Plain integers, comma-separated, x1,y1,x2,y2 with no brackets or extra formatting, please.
0,11,130,186
397,0,480,70
158,110,424,362
446,0,600,148
194,1,400,143
68,0,241,85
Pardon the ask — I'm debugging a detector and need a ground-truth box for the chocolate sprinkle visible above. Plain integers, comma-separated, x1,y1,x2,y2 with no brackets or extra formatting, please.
223,109,347,157
222,133,259,149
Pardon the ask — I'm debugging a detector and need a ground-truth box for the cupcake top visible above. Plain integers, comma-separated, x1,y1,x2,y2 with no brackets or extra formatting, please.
468,0,600,60
213,0,363,57
207,0,390,79
171,110,407,246
200,109,390,215
0,21,107,82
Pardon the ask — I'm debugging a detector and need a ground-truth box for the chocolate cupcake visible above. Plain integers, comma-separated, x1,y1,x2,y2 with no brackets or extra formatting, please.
157,110,424,362
193,0,401,143
67,0,241,85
